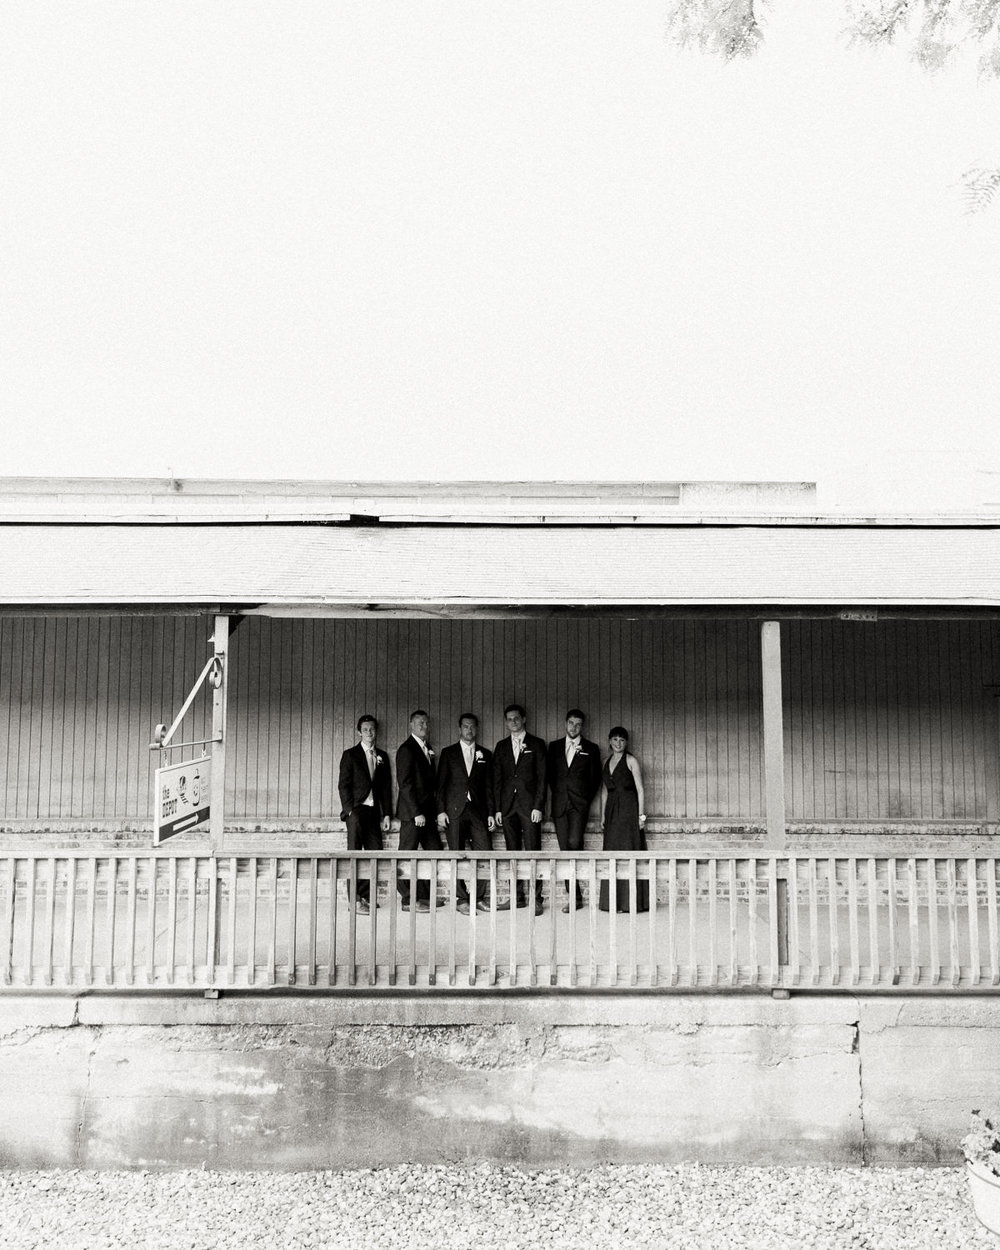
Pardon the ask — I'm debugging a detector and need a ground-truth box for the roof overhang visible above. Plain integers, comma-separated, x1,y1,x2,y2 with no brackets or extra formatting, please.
2,522,999,612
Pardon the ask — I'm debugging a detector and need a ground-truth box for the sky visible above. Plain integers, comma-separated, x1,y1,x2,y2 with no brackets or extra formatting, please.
2,1,1000,508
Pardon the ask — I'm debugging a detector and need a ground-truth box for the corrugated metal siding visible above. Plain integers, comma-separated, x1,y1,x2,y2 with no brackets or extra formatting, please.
0,616,209,820
784,620,1000,820
227,617,765,820
2,616,996,823
4,524,1000,605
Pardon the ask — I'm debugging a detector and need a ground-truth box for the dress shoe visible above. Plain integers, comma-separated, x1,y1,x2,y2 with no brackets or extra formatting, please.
516,897,529,909
494,900,511,911
562,901,585,913
415,900,431,912
355,900,370,915
434,897,446,907
534,902,544,916
400,900,411,911
475,900,491,912
456,901,471,914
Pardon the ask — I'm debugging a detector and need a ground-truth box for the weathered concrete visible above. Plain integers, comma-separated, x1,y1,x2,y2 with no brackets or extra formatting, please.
0,994,991,1169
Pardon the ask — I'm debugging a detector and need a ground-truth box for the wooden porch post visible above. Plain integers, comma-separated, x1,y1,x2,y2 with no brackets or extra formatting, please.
210,614,230,852
760,620,786,850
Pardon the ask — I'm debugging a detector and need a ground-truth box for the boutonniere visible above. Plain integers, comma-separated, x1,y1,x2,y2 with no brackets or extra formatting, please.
372,754,381,767
475,750,484,763
426,747,435,758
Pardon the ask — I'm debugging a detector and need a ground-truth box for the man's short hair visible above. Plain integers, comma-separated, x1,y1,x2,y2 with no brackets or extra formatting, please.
504,703,526,719
458,711,479,727
566,708,586,722
410,709,428,722
357,714,378,732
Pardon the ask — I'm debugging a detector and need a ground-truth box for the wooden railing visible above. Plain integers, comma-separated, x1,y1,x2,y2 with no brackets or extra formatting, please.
1,852,998,992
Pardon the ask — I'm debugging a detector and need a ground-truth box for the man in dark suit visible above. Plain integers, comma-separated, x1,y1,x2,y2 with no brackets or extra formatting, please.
547,708,603,912
436,712,500,913
338,713,392,914
395,708,444,911
493,703,547,913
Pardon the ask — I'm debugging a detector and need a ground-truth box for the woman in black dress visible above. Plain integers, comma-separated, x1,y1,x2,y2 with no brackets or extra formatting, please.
598,726,649,913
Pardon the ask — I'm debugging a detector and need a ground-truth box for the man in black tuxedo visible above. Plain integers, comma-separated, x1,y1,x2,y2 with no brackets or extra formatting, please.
435,712,500,913
547,708,603,912
338,713,393,914
395,708,444,911
493,703,547,913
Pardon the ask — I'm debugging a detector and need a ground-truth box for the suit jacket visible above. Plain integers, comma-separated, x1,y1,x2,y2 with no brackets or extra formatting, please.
546,736,603,818
436,742,495,825
492,732,547,820
395,735,436,821
338,743,393,821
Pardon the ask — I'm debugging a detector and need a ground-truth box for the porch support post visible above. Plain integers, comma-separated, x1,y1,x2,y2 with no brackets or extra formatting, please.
760,620,786,851
210,614,230,852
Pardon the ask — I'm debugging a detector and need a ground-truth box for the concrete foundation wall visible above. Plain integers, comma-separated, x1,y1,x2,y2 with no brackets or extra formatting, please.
1,995,998,1169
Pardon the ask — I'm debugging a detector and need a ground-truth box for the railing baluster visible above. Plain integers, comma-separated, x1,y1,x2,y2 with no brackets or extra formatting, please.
347,858,358,988
847,858,860,988
104,856,116,987
367,856,378,987
448,859,457,988
946,858,960,988
268,857,279,988
907,857,920,987
608,857,617,988
767,859,779,987
427,856,437,987
509,858,518,988
206,858,218,988
989,859,1000,987
122,856,137,988
85,858,97,987
747,859,758,987
568,858,577,988
866,858,879,987
968,858,981,988
327,856,338,988
407,855,418,988
185,858,198,986
629,857,638,988
165,856,177,986
724,858,734,989
489,859,498,988
24,857,37,986
227,857,239,988
827,858,839,988
707,858,718,988
886,858,899,985
246,857,258,988
527,858,537,988
647,856,658,988
549,857,558,987
1,859,15,987
927,858,940,987
286,858,299,987
145,857,157,986
388,855,399,989
64,857,78,988
468,855,478,988
787,857,800,988
687,858,697,988
808,858,819,986
589,858,598,988
42,857,56,987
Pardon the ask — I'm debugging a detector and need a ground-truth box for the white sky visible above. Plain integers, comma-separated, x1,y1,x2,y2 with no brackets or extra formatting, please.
2,1,1000,506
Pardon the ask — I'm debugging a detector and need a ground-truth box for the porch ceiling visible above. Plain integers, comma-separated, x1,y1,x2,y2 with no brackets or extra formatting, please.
1,522,999,610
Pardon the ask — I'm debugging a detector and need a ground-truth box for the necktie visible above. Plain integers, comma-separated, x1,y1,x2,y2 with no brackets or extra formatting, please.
512,738,520,763
366,749,375,778
566,740,574,765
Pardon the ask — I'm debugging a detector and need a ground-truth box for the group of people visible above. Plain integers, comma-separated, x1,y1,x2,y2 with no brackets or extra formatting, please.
337,705,649,916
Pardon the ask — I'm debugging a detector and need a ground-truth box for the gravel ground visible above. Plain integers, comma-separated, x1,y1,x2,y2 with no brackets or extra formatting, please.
0,1164,991,1249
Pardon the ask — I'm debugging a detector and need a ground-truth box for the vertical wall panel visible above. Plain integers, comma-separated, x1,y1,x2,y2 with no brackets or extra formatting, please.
783,620,999,821
5,614,994,826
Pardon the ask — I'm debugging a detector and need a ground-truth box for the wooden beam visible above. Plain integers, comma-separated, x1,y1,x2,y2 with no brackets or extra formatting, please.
210,615,230,852
761,621,786,851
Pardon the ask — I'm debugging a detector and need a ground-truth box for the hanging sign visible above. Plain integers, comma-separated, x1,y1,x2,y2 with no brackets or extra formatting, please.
154,757,211,844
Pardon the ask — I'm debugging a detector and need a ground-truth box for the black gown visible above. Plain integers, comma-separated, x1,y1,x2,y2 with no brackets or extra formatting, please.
598,754,650,913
